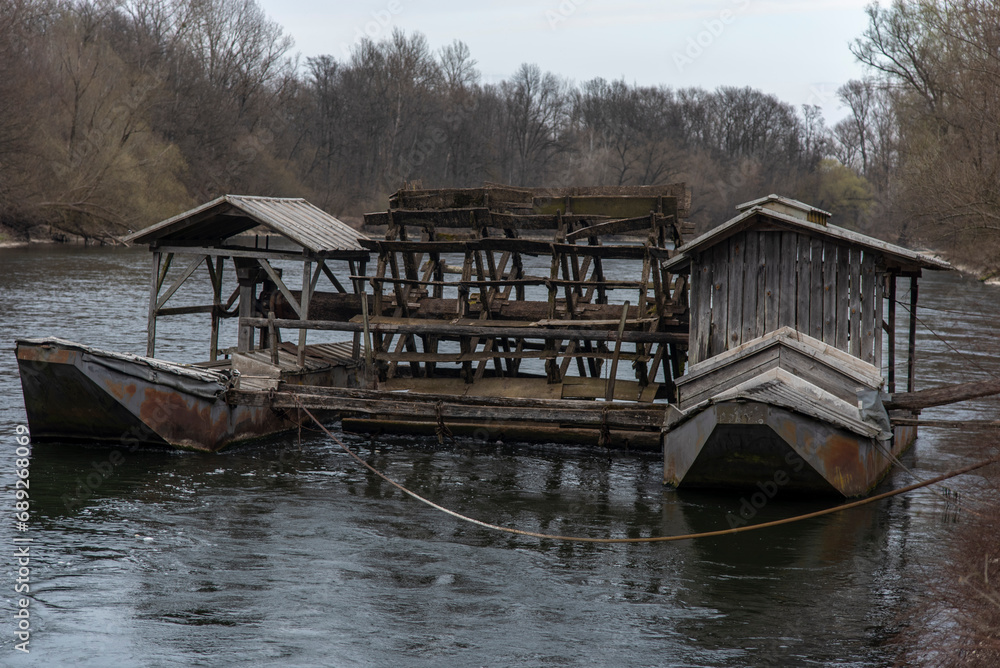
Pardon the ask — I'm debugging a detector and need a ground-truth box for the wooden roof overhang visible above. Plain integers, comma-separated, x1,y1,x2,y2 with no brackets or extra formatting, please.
122,195,370,261
661,206,951,276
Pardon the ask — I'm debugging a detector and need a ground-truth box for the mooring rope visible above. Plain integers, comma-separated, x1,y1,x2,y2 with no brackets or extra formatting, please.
293,400,1000,544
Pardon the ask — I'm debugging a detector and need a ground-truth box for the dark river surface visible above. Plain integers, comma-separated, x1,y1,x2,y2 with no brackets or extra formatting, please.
1,245,998,667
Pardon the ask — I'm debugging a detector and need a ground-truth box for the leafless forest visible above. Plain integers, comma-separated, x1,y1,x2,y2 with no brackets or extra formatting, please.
0,0,889,244
3,0,1000,269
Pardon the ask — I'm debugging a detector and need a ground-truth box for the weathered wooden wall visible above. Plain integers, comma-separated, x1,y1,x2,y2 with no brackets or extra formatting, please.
688,230,883,367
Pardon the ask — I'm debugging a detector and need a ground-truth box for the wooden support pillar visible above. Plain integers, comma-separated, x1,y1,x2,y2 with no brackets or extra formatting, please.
146,251,162,357
605,301,630,401
887,274,896,393
298,260,312,368
907,274,919,393
209,256,224,361
236,266,261,353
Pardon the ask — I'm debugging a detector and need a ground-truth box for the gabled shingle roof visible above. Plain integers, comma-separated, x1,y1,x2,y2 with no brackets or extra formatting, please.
123,195,369,253
662,205,951,273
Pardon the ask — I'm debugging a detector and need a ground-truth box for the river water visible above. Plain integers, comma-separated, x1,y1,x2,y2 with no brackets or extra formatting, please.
0,245,998,667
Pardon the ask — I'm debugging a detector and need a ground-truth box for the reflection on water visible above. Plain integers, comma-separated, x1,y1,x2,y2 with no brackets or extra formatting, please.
1,246,998,666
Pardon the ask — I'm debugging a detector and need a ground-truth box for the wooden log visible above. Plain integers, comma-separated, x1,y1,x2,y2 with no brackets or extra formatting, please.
884,378,1000,411
239,317,688,344
907,275,919,392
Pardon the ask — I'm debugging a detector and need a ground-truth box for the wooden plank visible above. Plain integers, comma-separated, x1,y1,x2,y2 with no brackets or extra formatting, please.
860,253,876,364
726,235,744,351
849,248,862,357
821,241,838,347
691,258,712,365
835,242,850,352
809,237,824,340
373,349,649,363
366,238,650,259
763,232,780,335
709,243,728,358
873,269,884,370
795,234,811,332
778,232,798,329
753,232,766,340
742,231,758,344
564,214,669,240
677,346,781,409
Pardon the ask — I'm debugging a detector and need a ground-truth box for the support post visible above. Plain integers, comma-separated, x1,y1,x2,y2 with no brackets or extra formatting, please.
146,251,162,357
236,268,257,353
298,260,312,368
907,275,919,393
887,274,896,393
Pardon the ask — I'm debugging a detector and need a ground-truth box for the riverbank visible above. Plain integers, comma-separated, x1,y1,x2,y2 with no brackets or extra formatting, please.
0,221,121,247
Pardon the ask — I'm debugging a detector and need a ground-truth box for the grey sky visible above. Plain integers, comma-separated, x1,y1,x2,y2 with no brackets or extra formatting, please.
258,0,875,124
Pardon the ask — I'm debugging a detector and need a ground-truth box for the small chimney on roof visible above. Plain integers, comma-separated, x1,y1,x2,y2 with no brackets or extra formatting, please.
736,194,831,226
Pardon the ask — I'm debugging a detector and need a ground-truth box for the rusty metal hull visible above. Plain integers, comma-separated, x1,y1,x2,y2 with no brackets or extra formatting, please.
663,401,911,497
16,338,296,452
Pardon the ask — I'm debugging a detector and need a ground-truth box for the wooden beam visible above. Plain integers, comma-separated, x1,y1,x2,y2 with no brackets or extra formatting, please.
155,253,207,311
238,317,688,344
257,258,301,317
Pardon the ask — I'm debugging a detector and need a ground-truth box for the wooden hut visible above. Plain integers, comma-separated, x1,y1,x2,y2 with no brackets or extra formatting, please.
16,196,371,452
659,195,951,495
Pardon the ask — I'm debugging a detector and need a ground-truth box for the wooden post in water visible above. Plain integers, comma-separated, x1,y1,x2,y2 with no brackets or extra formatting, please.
907,275,919,393
887,274,896,393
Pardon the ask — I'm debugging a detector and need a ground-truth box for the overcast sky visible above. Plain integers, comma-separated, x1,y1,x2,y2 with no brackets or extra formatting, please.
257,0,875,124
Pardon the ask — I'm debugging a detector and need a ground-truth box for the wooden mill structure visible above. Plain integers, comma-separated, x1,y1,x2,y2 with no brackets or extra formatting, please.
660,195,951,495
248,183,695,449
